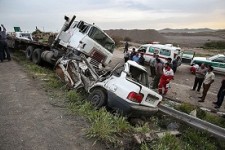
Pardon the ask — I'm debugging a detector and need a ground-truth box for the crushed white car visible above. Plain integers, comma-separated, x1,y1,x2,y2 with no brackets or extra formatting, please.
88,60,162,116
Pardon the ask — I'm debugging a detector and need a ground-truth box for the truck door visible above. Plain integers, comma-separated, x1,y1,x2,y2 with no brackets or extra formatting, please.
68,28,86,49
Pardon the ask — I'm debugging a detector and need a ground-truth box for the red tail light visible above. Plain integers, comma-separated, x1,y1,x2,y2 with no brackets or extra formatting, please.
127,92,144,103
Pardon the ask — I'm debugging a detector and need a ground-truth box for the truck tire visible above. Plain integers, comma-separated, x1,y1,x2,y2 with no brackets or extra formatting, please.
26,46,33,60
32,48,42,65
88,88,107,109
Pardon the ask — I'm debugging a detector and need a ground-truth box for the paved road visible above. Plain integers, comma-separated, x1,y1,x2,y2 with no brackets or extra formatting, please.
0,60,106,150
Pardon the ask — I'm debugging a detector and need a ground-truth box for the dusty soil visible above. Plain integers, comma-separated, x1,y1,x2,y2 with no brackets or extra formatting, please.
0,60,108,150
111,49,225,112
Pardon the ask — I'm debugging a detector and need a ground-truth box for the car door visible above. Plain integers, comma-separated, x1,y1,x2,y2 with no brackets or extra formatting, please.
218,57,225,73
211,56,225,73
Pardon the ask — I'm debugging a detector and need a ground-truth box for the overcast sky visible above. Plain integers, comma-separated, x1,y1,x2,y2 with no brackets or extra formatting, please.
0,0,225,32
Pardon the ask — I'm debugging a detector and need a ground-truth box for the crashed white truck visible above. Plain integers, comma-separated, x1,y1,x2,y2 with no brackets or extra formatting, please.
21,15,162,116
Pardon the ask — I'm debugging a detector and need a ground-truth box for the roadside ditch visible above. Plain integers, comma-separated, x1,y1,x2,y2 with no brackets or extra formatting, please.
13,51,225,150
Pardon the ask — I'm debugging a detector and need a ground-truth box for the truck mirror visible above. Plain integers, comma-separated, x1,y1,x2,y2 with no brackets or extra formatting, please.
64,16,69,22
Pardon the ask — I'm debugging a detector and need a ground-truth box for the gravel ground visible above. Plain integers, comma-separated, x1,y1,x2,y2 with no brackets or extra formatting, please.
0,60,107,150
111,49,225,112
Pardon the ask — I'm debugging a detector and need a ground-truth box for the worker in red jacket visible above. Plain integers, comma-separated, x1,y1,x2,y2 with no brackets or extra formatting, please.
158,62,174,95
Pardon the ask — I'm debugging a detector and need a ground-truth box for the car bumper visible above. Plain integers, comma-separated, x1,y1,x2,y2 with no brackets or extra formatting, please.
107,91,158,117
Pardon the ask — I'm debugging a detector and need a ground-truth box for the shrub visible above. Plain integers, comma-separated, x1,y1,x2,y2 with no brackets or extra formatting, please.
203,41,225,49
124,36,132,42
111,36,123,47
175,103,196,114
152,133,181,150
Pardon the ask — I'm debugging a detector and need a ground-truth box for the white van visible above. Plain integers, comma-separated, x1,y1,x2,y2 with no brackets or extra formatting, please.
137,43,182,64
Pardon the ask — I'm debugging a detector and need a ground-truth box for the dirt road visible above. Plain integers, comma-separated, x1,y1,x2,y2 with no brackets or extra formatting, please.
111,49,225,112
0,60,106,150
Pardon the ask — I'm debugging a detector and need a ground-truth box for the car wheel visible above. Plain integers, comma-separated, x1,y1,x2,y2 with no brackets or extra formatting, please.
88,88,107,109
32,48,42,65
26,46,33,60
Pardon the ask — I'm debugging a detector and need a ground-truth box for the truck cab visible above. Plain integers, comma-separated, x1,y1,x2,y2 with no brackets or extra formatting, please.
55,16,115,67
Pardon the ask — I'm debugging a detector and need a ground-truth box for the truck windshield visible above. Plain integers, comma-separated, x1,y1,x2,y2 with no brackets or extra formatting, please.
128,65,149,87
88,27,115,53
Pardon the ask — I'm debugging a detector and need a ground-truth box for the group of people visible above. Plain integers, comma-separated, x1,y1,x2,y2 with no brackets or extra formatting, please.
124,42,145,65
192,63,225,109
123,42,225,109
149,53,176,95
0,24,11,62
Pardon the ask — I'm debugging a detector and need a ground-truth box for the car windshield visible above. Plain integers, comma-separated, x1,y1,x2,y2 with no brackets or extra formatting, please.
208,55,219,60
127,65,149,87
88,27,115,53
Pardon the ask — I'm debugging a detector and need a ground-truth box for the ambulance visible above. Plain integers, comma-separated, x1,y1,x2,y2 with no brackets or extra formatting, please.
137,43,182,65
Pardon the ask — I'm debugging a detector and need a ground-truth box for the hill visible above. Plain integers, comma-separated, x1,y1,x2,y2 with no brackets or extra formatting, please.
158,28,214,33
105,29,167,43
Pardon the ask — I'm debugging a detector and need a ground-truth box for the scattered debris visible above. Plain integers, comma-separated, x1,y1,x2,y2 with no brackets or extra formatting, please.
190,109,197,117
133,130,180,144
167,122,180,130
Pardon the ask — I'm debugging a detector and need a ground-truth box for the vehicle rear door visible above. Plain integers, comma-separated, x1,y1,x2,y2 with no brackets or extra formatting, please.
211,56,225,72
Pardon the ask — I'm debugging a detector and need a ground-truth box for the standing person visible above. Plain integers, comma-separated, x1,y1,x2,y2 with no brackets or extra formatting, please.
132,53,140,63
130,48,136,60
158,62,174,95
213,79,225,109
192,63,207,92
172,56,180,73
166,58,173,68
152,58,163,89
124,41,129,53
149,53,157,77
0,24,11,61
0,35,4,62
138,52,145,66
198,66,215,102
124,50,129,63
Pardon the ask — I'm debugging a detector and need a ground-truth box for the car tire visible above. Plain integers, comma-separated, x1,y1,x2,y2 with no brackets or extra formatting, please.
32,48,42,65
88,88,107,109
26,46,33,60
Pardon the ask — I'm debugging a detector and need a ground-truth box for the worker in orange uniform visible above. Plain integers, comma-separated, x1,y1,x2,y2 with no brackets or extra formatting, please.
158,62,174,95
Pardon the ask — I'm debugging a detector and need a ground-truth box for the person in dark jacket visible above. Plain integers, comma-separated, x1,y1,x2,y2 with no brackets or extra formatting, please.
213,79,225,109
166,57,172,68
172,56,180,73
130,48,136,60
0,24,11,61
138,52,145,66
149,53,158,77
124,41,129,53
0,35,4,62
152,58,163,89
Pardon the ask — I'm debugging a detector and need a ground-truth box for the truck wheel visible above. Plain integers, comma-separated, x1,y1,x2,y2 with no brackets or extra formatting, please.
26,46,33,60
32,48,42,65
88,89,107,109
